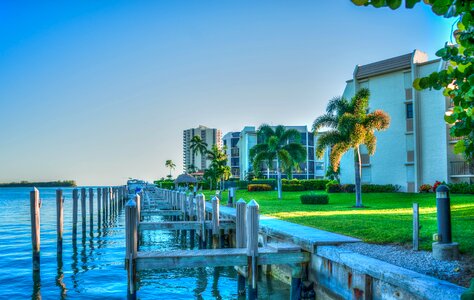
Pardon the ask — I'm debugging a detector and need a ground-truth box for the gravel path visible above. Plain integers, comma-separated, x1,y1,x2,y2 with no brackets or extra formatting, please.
338,242,472,287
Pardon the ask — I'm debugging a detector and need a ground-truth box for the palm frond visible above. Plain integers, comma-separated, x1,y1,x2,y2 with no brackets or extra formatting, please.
277,149,293,170
330,142,350,171
249,143,269,159
283,143,306,163
326,96,350,116
257,124,275,143
364,131,377,155
315,130,343,159
280,128,301,144
364,110,390,131
312,113,338,132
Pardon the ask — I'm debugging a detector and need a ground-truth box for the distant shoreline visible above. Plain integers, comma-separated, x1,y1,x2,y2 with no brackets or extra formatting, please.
0,180,77,188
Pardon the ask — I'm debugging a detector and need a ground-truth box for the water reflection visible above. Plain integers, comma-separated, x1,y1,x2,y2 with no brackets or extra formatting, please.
56,255,67,299
32,270,41,300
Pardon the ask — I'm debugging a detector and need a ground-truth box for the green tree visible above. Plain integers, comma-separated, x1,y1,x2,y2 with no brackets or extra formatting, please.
189,136,209,171
165,159,176,178
351,0,474,161
250,124,306,199
205,145,229,190
313,88,390,207
187,164,197,173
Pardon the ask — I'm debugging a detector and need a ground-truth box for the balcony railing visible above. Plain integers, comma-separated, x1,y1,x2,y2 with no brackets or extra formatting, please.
449,135,463,142
450,161,474,176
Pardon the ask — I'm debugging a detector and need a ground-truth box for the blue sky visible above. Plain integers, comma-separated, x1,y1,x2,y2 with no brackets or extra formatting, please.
0,1,453,185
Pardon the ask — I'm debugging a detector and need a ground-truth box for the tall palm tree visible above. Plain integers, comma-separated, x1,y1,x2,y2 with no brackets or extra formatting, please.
165,160,176,178
189,136,208,171
313,88,390,207
250,124,306,199
204,145,228,190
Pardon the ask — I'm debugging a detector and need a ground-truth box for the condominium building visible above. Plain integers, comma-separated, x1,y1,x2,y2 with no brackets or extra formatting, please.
338,49,472,192
224,125,328,180
183,125,222,173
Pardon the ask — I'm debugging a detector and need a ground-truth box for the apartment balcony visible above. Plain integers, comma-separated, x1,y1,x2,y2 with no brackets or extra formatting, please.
450,161,474,177
449,135,463,143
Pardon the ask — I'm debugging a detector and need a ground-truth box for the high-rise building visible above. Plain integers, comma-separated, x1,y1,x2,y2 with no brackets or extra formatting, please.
223,125,329,180
338,50,472,192
183,125,222,173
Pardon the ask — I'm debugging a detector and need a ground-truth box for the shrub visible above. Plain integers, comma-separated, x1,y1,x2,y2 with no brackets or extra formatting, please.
326,181,342,193
432,181,443,192
300,193,329,204
419,184,432,193
239,179,276,189
361,184,401,193
447,183,474,194
248,184,272,192
341,184,355,193
301,179,331,191
282,184,305,191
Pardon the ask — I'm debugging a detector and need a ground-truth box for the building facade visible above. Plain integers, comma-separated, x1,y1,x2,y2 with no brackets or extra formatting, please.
183,125,222,173
338,50,472,192
223,125,328,180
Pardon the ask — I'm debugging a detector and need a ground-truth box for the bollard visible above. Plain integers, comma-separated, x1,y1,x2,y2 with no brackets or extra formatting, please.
56,189,64,256
72,188,79,238
433,185,459,260
227,187,235,207
246,200,259,299
212,197,220,249
30,187,40,272
413,203,419,251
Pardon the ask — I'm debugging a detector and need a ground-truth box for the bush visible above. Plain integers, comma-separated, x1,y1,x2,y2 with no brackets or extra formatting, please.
361,184,401,193
301,179,331,190
282,184,305,191
239,179,276,189
432,181,443,192
248,184,272,192
419,184,432,193
300,193,329,204
447,182,474,194
341,184,355,193
326,181,342,193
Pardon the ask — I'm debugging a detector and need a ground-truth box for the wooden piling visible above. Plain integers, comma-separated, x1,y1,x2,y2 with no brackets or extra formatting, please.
228,187,235,207
413,203,419,251
102,187,107,221
97,188,102,218
290,264,303,300
56,189,63,256
125,197,138,297
212,197,220,249
81,187,87,231
72,188,79,238
247,200,259,299
30,187,40,272
236,199,247,296
197,194,206,249
89,188,94,229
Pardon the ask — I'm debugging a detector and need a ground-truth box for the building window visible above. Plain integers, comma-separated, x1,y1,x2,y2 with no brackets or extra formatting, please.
406,103,413,119
315,162,324,171
360,154,370,165
407,150,414,163
405,88,413,100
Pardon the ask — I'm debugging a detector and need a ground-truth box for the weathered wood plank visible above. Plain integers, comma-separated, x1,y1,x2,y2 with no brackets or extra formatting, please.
140,210,183,216
139,220,235,231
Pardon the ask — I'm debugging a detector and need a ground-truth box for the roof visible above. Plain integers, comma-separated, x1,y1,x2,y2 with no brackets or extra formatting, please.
174,173,198,184
355,52,412,80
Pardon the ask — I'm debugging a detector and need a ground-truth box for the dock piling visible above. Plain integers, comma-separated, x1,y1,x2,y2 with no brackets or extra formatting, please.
125,197,138,297
30,187,40,272
247,199,259,299
81,187,87,231
72,188,79,239
56,189,63,256
212,196,220,249
236,199,247,296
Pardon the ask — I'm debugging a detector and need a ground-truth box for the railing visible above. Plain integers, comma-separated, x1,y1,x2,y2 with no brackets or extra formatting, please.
449,135,463,142
450,161,474,176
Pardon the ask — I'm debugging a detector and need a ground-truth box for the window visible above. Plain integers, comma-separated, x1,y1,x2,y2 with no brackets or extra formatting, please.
406,103,413,119
360,154,370,165
407,150,414,163
405,88,413,100
315,162,324,171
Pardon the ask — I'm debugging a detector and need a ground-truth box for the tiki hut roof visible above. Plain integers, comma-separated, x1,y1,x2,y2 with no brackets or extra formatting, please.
174,173,198,184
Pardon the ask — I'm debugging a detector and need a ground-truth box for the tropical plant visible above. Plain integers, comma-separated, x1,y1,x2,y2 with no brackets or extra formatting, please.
351,0,474,161
313,88,390,207
165,159,176,178
189,135,209,171
187,164,197,173
249,124,306,199
204,145,229,190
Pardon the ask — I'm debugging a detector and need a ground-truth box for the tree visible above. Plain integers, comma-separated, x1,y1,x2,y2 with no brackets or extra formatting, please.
313,88,390,207
250,124,306,199
165,159,176,178
351,0,474,161
205,144,229,191
189,136,209,171
187,164,197,173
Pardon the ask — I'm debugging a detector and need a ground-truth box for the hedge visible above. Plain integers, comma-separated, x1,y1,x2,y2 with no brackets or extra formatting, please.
282,184,305,191
447,183,474,194
326,182,401,193
300,193,329,204
248,184,272,192
238,179,330,191
239,179,277,189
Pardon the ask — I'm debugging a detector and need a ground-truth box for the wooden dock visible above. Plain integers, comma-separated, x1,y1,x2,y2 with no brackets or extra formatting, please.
125,187,311,300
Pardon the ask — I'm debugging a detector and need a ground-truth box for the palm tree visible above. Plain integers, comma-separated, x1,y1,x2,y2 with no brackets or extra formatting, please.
189,136,208,171
187,164,197,173
250,124,306,199
205,145,229,190
165,160,176,178
313,88,390,207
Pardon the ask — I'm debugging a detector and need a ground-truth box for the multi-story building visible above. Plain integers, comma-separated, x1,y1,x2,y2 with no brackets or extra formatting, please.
223,132,241,178
183,125,222,173
224,125,328,180
338,49,472,192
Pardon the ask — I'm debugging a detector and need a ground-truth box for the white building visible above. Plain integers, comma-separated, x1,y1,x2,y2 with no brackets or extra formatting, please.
224,125,328,180
182,125,222,173
338,50,472,192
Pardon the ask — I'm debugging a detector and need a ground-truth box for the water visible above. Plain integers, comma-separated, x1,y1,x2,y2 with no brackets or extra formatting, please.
0,187,290,299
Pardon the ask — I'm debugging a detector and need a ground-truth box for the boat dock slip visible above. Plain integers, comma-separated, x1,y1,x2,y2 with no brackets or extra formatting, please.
125,186,359,300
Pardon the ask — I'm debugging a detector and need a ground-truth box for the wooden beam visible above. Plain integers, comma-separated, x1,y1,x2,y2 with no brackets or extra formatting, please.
141,210,183,216
139,220,235,231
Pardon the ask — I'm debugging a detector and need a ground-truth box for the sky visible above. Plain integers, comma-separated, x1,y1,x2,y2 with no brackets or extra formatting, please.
0,1,453,185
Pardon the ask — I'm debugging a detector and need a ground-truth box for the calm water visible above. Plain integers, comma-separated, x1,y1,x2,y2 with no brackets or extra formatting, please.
0,187,289,299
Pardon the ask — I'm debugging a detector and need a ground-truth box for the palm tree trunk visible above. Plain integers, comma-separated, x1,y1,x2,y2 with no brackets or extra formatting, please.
354,146,363,207
276,158,282,199
267,166,270,179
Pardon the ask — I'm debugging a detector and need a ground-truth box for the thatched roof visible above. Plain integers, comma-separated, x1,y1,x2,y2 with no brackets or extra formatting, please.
174,173,198,184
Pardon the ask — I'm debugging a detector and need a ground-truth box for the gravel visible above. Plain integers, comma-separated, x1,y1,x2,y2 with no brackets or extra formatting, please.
337,242,471,286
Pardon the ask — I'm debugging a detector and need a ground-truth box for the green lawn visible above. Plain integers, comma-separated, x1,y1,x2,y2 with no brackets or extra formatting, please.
203,190,474,256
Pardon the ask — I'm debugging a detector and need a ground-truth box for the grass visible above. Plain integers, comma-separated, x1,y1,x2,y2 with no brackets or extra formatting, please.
203,190,474,256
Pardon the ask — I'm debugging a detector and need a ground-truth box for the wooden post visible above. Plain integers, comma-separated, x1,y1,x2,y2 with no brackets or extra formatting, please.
103,187,107,221
30,187,40,272
81,187,86,231
247,200,259,299
413,203,419,251
189,195,195,248
136,193,141,224
290,264,303,300
212,196,220,249
56,189,63,256
125,197,138,297
97,188,102,222
197,194,206,249
89,188,94,230
72,188,79,238
236,199,247,296
228,187,235,207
